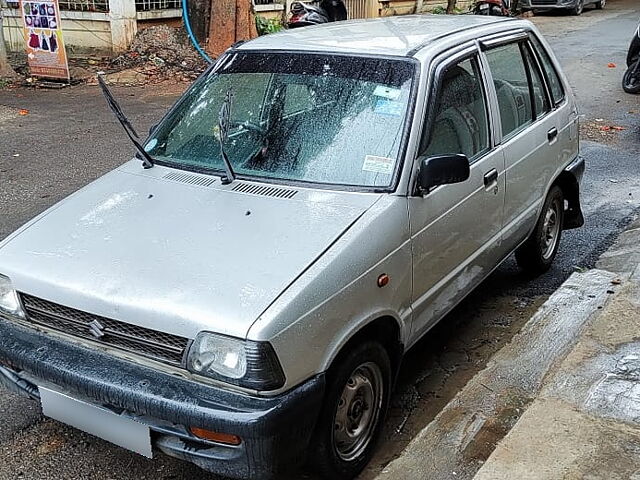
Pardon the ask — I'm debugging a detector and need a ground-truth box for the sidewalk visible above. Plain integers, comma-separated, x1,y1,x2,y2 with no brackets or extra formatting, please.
376,217,640,479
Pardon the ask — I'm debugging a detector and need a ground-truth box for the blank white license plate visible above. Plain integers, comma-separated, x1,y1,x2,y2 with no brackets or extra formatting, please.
39,386,152,458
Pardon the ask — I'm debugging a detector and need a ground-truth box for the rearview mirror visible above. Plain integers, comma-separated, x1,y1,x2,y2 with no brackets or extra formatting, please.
417,154,470,194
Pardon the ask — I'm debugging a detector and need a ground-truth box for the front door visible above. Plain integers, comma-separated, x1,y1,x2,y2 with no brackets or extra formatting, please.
409,51,506,340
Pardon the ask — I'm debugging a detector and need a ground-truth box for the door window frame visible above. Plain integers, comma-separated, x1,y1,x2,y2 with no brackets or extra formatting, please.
410,43,497,195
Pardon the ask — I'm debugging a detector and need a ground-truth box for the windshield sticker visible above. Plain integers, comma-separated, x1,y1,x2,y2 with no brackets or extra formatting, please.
362,155,395,175
373,85,401,100
144,138,158,152
374,98,403,117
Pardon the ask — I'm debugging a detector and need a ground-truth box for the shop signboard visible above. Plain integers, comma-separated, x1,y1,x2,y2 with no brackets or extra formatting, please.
19,0,69,81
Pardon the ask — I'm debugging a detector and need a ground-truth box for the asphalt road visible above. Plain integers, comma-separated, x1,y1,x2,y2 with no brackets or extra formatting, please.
1,1,639,478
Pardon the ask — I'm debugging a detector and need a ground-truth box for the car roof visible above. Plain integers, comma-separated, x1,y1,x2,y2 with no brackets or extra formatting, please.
238,14,516,57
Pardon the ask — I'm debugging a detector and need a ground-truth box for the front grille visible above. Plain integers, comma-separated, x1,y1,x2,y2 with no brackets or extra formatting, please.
19,293,190,367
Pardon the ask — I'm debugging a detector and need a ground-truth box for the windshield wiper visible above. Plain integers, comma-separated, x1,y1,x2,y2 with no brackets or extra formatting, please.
217,89,236,185
97,75,154,169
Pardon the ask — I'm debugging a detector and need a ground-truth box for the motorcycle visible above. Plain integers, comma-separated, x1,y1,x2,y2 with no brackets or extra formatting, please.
473,0,511,16
287,0,347,29
622,22,640,94
473,0,525,16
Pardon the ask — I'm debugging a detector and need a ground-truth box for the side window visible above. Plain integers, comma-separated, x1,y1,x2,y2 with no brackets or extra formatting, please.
421,56,490,161
523,44,550,119
530,36,565,107
485,42,533,139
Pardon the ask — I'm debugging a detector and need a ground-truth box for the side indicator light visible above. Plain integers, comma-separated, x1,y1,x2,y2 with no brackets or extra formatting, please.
189,427,242,446
377,273,389,288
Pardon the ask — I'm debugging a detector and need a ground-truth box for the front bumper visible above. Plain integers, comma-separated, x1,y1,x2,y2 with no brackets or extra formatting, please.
519,0,578,8
0,316,325,480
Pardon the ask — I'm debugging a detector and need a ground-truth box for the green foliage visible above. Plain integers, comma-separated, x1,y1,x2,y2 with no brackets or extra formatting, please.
430,5,447,14
256,15,284,36
0,78,9,89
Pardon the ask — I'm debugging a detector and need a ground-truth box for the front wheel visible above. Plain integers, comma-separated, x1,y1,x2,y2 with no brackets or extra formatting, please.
570,0,584,15
311,342,391,480
622,60,640,94
516,186,564,276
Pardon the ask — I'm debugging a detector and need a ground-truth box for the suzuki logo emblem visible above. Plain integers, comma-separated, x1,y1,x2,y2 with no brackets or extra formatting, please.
88,320,105,338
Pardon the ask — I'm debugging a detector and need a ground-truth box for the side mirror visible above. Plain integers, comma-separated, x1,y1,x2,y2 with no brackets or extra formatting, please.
417,154,470,194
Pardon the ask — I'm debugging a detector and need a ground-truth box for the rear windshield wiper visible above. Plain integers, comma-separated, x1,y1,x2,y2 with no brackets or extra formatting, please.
97,75,154,169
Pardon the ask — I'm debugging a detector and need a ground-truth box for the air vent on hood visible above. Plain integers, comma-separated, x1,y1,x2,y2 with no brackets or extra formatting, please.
231,182,298,199
163,171,216,187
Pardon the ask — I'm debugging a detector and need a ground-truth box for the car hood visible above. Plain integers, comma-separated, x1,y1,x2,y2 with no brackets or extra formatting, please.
0,162,380,339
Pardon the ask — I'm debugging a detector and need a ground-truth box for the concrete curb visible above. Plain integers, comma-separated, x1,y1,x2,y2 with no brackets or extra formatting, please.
376,269,620,480
472,218,640,479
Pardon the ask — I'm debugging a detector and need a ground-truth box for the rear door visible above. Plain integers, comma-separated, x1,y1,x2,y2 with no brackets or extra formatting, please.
528,32,580,172
481,36,557,252
408,46,506,339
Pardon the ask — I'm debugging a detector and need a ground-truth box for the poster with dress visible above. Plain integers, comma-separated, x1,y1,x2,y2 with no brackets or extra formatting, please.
19,0,69,81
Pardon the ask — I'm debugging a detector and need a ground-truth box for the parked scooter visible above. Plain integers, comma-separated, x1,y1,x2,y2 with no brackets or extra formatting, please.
287,0,347,28
473,0,510,16
622,22,640,94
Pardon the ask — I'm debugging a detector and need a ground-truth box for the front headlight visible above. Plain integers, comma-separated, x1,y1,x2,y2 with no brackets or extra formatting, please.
0,274,25,319
187,332,285,391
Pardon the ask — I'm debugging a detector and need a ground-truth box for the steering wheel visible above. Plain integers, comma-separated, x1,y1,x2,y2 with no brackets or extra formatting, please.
229,121,265,135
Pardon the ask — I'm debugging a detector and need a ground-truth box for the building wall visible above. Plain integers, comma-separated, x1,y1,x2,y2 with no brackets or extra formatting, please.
1,1,181,54
3,10,113,53
3,0,476,55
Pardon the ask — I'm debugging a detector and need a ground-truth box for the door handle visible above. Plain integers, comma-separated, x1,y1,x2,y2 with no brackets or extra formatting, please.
483,169,498,190
548,127,558,143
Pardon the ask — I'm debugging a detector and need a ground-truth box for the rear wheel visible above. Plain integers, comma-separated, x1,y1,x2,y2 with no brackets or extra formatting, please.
595,0,605,9
311,341,391,480
516,186,564,276
570,0,584,15
622,60,640,94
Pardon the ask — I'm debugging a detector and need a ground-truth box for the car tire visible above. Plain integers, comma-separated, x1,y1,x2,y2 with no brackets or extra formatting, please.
622,60,640,94
570,0,584,15
311,341,391,480
595,0,605,9
515,186,564,276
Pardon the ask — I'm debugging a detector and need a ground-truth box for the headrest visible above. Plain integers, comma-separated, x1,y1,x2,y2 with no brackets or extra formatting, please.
439,66,479,109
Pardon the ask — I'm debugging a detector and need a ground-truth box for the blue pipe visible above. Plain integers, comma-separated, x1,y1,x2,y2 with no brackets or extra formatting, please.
182,0,213,63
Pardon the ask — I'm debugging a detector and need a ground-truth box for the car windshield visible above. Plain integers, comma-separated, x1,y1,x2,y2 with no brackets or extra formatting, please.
145,52,416,189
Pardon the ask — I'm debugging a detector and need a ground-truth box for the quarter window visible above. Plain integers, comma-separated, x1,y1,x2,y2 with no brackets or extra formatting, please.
530,36,565,106
421,57,490,161
486,43,533,139
523,45,550,119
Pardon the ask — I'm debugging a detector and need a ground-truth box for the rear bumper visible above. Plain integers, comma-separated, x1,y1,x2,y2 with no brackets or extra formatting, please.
0,316,325,480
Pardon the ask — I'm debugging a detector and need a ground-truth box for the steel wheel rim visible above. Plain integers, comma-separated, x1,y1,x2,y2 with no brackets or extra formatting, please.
333,362,384,462
541,199,561,260
577,0,584,13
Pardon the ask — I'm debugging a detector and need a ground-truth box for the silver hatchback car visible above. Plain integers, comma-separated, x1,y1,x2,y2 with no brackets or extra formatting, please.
519,0,606,15
0,14,582,480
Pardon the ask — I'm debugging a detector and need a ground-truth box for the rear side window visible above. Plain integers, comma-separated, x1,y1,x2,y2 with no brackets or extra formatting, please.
522,45,550,119
421,56,490,161
485,43,533,139
530,36,565,106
